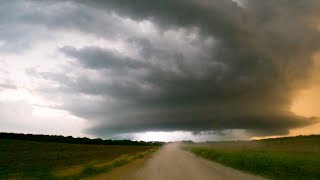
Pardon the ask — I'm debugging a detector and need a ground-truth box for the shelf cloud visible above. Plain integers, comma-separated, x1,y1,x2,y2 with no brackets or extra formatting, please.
0,0,319,140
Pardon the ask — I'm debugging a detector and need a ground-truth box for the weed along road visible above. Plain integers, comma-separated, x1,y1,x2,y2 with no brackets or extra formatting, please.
88,143,267,180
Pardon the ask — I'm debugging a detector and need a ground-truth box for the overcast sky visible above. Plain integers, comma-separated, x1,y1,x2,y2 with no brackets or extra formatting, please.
0,0,319,141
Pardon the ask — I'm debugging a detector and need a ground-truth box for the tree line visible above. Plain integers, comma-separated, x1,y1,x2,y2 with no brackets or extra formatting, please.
0,132,164,146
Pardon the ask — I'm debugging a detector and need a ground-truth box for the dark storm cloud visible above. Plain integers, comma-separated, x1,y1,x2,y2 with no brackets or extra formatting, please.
0,0,135,53
79,0,244,35
61,46,148,70
23,0,320,137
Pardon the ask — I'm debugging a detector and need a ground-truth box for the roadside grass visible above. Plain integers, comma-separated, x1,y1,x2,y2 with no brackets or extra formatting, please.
53,148,157,180
53,148,157,179
185,135,320,180
0,139,158,179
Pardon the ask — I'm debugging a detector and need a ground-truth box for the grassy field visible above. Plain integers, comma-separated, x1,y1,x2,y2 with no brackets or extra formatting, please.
0,139,157,179
185,135,320,180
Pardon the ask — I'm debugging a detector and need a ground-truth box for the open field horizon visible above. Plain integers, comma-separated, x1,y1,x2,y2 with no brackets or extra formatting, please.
1,0,320,179
1,133,319,179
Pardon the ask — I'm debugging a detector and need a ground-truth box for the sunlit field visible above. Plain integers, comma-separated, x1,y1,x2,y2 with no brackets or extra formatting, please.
185,135,320,180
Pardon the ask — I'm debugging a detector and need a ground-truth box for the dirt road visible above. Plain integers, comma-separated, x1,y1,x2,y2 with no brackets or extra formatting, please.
89,143,267,180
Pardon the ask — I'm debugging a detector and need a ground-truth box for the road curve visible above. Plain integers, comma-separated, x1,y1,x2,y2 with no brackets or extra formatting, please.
90,143,267,180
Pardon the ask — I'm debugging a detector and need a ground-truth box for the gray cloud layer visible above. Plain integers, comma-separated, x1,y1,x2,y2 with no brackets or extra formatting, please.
4,0,320,138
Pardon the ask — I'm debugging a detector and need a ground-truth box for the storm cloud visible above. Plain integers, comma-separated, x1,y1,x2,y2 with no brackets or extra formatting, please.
1,0,320,139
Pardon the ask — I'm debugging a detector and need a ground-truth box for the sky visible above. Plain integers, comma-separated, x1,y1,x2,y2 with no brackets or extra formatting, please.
0,0,319,142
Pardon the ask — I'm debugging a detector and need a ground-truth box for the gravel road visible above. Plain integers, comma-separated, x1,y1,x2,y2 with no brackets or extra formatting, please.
89,143,267,180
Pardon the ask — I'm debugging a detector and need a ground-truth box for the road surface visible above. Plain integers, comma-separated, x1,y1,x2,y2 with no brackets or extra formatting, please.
89,143,267,180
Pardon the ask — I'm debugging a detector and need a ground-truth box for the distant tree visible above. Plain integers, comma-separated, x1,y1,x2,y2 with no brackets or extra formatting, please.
0,132,165,146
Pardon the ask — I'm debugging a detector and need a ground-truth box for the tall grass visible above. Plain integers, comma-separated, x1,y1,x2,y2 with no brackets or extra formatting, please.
186,135,320,180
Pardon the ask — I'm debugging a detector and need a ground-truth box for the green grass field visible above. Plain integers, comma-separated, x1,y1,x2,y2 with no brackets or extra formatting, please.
185,135,320,180
0,139,157,179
